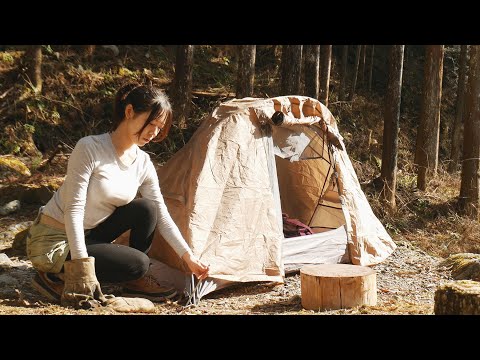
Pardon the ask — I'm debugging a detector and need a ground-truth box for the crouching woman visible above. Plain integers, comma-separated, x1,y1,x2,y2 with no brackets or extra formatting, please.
26,83,209,309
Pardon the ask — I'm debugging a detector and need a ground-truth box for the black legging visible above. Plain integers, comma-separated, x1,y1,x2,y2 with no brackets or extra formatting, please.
83,198,157,283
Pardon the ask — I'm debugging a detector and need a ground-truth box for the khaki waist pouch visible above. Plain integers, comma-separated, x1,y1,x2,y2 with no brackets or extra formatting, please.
26,223,70,273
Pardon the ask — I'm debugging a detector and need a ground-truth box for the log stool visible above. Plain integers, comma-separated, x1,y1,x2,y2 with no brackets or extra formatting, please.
434,280,480,315
300,264,377,311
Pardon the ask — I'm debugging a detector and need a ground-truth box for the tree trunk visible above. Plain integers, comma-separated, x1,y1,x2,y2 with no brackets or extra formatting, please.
434,280,480,315
300,264,377,311
359,45,367,87
459,45,480,219
381,45,405,211
236,45,256,98
83,45,96,59
415,45,444,191
449,45,469,173
368,45,375,92
303,45,320,99
339,45,349,101
280,45,303,95
172,45,194,129
71,45,96,60
348,45,361,102
24,45,42,94
319,45,332,106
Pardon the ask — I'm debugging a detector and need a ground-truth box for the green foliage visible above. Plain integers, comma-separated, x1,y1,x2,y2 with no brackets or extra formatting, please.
100,86,116,97
413,198,430,211
23,124,35,134
103,72,114,83
0,138,21,154
30,155,43,170
221,57,230,66
397,172,417,189
371,155,382,171
156,68,167,78
0,122,41,156
384,221,400,235
42,45,54,55
118,67,136,77
0,52,14,64
52,110,61,121
191,46,236,91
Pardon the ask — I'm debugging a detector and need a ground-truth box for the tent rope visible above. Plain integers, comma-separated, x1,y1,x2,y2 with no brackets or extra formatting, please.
307,131,334,227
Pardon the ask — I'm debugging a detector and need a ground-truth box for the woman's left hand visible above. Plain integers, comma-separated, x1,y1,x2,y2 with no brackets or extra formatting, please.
182,252,210,280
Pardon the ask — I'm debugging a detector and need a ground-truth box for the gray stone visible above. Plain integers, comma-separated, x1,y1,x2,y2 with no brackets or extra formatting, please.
0,221,33,242
0,200,21,215
0,253,13,267
0,273,18,286
101,45,119,56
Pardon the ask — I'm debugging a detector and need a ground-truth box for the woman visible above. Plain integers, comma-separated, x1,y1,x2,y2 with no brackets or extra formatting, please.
26,83,209,309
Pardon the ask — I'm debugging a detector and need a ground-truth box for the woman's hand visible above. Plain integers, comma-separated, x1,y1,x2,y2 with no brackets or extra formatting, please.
182,252,210,280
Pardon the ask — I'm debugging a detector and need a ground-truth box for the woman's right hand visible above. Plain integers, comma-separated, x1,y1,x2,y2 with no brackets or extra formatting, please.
61,257,107,309
182,252,210,280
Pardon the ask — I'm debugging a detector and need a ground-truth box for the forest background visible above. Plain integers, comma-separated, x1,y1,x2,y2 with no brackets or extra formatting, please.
0,44,479,315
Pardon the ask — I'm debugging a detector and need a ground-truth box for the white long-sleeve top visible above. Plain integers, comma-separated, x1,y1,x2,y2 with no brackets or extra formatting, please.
42,133,191,260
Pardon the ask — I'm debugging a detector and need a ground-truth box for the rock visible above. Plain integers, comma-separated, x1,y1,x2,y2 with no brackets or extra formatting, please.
20,186,53,204
0,273,20,297
9,222,32,233
12,228,30,255
0,273,19,286
101,45,119,56
434,280,480,315
0,200,21,215
0,221,33,254
0,156,31,177
0,253,14,269
440,253,480,281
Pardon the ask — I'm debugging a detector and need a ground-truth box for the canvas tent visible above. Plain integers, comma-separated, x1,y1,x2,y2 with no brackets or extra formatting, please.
136,95,396,304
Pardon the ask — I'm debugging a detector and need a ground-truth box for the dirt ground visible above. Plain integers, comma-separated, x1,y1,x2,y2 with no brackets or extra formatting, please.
0,218,453,315
0,155,455,316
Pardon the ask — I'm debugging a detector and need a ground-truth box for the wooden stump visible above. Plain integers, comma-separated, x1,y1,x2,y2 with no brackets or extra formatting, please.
300,264,377,311
434,280,480,315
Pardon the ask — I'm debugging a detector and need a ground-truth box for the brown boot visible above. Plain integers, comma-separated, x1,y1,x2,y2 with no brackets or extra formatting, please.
31,271,64,302
122,266,177,302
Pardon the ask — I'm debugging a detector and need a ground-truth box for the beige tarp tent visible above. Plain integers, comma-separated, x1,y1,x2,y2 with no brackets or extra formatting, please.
142,95,396,304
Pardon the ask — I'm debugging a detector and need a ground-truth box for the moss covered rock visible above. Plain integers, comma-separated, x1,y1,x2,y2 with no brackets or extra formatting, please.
440,253,480,281
0,155,31,176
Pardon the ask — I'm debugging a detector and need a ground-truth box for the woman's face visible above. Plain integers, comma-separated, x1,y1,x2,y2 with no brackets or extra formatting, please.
125,105,167,147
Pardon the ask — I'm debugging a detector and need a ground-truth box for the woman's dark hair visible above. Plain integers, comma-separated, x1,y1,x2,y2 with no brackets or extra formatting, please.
111,83,173,142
